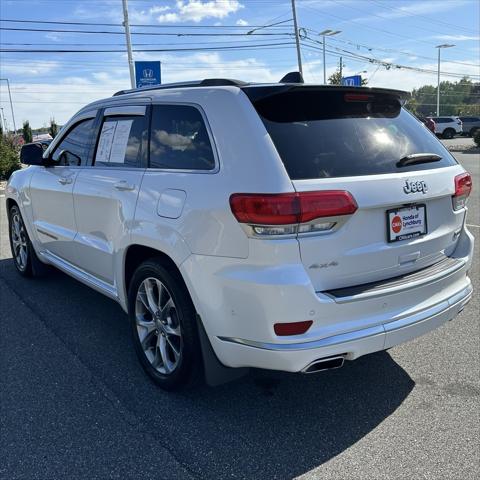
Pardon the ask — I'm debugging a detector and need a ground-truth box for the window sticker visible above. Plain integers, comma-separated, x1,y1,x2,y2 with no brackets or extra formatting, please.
96,119,133,164
96,122,116,163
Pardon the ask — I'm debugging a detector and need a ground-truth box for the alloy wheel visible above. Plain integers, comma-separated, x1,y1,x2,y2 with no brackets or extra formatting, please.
10,212,28,271
135,277,182,375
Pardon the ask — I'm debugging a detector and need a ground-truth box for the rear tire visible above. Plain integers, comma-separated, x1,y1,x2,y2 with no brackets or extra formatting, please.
8,205,47,277
128,259,202,390
470,127,478,137
442,128,455,139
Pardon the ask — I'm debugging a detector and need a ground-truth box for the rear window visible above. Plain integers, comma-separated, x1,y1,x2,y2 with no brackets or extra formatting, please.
249,89,457,179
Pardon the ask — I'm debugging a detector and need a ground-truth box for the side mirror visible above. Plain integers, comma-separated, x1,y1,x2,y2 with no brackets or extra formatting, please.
20,142,46,166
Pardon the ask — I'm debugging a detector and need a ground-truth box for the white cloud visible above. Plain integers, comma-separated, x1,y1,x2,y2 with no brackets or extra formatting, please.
236,19,249,26
431,35,480,42
45,32,62,42
349,0,468,23
157,0,244,23
0,61,61,77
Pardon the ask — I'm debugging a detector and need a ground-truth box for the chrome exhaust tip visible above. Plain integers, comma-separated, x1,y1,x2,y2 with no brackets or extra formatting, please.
301,355,345,374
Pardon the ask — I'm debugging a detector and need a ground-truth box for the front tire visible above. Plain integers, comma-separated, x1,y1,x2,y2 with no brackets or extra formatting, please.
128,259,202,390
8,205,45,277
442,128,455,139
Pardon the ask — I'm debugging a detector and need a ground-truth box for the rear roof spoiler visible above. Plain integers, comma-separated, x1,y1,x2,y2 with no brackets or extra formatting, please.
242,84,410,104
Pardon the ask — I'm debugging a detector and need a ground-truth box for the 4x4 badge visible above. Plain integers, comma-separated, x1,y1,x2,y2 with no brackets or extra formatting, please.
403,179,428,194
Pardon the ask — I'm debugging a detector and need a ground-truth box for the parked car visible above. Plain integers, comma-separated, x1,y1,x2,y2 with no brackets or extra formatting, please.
428,116,463,138
458,116,480,137
417,116,436,133
7,76,474,390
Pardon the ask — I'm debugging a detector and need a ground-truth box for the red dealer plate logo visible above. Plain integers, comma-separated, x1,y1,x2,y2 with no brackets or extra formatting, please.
391,215,402,234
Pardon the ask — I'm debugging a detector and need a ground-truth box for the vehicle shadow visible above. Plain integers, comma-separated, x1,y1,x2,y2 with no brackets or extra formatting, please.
0,259,414,479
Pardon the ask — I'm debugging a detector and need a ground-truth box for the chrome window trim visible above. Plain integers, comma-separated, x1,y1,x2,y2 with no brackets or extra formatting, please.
104,105,146,117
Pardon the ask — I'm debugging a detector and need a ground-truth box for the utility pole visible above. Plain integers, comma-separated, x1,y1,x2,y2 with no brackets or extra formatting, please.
0,78,17,133
122,0,136,89
339,57,343,82
435,44,455,116
291,0,303,75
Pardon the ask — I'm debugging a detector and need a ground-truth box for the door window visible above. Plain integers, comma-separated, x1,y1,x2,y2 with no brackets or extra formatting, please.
149,105,215,170
52,118,95,166
94,115,148,168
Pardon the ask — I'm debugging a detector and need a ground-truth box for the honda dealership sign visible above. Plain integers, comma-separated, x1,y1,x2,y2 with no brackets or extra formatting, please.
135,61,162,88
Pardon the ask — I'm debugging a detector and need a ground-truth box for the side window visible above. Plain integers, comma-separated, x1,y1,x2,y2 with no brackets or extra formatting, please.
149,105,215,170
94,115,147,168
52,118,95,166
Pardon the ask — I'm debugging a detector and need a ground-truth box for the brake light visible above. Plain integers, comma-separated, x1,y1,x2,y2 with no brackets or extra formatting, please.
230,191,357,236
274,320,313,336
453,172,472,210
344,93,372,102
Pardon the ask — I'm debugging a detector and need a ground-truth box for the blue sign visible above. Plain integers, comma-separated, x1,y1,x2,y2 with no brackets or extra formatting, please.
341,75,362,86
135,61,161,88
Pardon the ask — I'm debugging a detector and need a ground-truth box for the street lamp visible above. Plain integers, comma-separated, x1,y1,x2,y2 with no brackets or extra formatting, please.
319,29,342,84
0,107,7,133
435,44,455,116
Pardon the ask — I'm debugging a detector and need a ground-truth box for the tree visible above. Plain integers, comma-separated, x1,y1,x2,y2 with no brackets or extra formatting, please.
409,77,479,117
22,120,32,143
49,117,59,138
0,134,21,180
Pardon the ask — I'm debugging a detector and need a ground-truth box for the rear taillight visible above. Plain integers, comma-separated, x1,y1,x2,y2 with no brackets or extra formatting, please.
453,172,472,210
230,191,357,236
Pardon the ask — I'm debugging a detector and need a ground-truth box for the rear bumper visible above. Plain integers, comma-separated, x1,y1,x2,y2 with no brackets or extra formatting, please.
214,282,472,372
182,226,474,372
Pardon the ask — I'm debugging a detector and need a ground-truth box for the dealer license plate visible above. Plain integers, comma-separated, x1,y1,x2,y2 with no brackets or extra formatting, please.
387,204,427,242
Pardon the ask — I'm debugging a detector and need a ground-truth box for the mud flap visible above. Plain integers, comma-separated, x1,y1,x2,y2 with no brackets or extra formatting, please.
196,316,249,386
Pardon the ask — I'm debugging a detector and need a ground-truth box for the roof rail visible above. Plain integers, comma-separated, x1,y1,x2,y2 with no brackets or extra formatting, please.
113,78,248,96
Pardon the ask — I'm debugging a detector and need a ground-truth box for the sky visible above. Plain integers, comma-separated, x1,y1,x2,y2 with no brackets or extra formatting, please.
0,0,479,128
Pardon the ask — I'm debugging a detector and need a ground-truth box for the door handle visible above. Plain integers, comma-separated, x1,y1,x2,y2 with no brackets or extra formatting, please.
58,176,73,185
114,180,136,191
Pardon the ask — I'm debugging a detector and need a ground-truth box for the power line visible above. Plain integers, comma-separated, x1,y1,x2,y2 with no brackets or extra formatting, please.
0,26,293,36
305,28,480,68
299,3,458,48
367,0,479,34
0,18,292,29
0,42,296,53
330,0,477,38
301,39,480,79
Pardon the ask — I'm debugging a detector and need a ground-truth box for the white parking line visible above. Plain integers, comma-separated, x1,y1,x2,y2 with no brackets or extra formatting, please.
467,224,480,228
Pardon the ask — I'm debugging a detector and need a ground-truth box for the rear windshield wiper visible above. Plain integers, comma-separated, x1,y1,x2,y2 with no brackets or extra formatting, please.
396,153,442,168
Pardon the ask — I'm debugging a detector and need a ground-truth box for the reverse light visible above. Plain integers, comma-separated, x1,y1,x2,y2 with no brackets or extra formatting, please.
229,191,357,236
274,320,313,336
453,172,472,210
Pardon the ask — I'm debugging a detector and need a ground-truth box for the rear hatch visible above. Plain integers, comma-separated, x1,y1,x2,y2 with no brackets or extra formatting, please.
245,86,466,291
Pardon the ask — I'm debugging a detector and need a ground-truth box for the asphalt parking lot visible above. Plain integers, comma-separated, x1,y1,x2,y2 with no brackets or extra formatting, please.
0,141,478,480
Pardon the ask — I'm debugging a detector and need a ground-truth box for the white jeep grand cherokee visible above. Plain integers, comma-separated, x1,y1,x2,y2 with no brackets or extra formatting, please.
6,76,474,390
